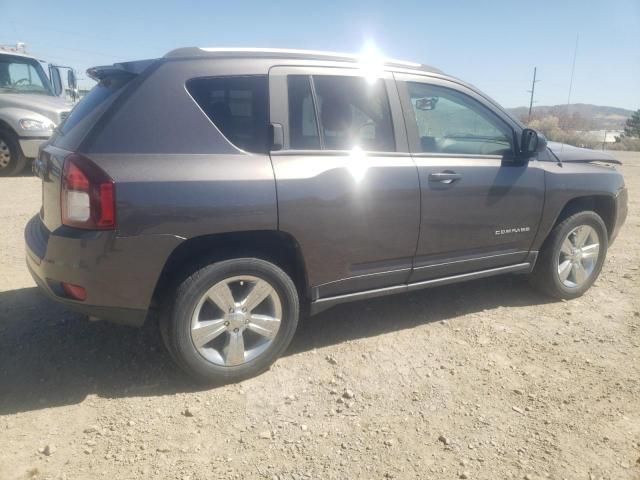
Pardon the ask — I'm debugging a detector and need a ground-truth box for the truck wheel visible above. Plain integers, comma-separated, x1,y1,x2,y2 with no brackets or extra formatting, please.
530,211,608,299
0,130,28,177
160,258,299,384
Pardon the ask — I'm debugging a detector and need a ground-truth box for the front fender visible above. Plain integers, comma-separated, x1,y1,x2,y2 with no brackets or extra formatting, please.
532,161,625,250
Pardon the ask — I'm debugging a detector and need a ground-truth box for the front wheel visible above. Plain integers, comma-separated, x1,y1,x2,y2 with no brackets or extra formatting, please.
0,129,28,177
530,211,608,299
160,258,300,384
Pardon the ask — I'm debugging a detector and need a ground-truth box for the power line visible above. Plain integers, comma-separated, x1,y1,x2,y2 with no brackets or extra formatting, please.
1,15,159,61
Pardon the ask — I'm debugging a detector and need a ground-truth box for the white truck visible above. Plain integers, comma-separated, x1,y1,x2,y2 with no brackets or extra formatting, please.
0,44,78,176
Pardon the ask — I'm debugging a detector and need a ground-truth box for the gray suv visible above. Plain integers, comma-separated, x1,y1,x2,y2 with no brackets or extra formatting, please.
25,48,628,383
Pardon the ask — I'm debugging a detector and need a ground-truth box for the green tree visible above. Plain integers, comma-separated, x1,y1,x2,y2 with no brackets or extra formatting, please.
621,109,640,138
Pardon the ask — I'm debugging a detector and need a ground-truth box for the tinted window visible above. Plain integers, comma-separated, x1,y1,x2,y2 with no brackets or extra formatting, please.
407,82,512,156
60,74,132,135
187,76,269,154
315,76,395,151
287,75,395,152
287,76,320,149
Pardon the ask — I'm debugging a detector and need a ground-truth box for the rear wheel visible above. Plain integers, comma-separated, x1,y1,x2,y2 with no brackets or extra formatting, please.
530,211,608,299
0,129,28,177
160,258,299,384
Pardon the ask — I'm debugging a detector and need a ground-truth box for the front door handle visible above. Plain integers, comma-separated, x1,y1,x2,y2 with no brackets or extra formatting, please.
428,171,462,184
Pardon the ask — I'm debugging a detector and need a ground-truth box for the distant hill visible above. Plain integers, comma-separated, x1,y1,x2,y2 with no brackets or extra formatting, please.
506,104,634,130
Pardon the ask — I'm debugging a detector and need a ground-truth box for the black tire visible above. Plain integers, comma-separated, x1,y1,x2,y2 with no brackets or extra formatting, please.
160,258,299,384
0,129,28,177
530,211,608,299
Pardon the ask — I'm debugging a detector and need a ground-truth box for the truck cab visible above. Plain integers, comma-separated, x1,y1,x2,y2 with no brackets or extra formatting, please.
0,44,77,176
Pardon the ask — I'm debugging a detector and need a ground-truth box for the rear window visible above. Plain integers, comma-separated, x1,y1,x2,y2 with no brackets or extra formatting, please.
60,74,132,135
186,76,269,154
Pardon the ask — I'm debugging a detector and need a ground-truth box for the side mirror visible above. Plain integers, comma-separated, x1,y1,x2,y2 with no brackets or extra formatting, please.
67,69,77,90
521,128,547,156
49,66,63,96
67,69,78,101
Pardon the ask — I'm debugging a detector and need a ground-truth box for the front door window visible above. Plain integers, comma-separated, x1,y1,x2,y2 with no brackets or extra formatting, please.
407,82,513,156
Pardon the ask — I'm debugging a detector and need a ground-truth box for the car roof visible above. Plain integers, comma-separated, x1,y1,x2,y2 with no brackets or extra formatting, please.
89,47,522,130
163,47,444,75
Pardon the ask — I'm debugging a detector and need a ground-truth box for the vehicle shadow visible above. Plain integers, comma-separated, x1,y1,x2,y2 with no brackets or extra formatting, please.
11,166,35,178
0,275,553,415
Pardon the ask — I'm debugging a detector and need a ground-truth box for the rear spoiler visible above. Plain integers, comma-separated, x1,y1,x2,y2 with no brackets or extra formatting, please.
86,59,157,81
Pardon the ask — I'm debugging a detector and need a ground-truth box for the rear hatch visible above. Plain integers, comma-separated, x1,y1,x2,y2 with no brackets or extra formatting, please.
35,61,152,232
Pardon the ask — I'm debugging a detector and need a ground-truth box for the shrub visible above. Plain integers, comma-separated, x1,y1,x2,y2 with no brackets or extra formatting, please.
527,116,600,149
607,136,640,151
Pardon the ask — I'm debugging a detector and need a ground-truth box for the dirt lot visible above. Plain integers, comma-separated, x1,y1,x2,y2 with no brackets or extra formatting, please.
1,153,639,480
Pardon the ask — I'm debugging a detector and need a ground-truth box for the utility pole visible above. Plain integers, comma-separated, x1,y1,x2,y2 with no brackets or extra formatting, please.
527,67,539,122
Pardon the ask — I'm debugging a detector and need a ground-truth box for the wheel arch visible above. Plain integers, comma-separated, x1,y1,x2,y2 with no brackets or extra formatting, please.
530,197,611,299
553,195,616,239
151,230,310,308
0,119,18,136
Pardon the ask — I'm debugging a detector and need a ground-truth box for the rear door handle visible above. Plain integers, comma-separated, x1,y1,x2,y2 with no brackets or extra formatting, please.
428,171,462,184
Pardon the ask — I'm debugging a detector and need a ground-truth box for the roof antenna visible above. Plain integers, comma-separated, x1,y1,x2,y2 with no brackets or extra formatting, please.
566,33,579,107
562,33,579,152
527,67,540,122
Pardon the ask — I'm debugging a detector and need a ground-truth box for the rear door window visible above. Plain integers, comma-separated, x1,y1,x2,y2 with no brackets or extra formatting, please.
187,76,269,154
287,75,395,152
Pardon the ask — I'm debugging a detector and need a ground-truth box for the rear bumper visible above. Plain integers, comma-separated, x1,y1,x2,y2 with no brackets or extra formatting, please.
26,259,147,326
24,215,183,326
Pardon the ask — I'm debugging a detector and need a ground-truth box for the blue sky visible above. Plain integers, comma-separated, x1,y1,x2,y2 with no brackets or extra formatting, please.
1,0,638,109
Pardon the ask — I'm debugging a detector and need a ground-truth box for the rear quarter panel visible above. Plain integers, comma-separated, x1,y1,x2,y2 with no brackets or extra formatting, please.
47,58,278,314
88,153,277,238
82,58,279,239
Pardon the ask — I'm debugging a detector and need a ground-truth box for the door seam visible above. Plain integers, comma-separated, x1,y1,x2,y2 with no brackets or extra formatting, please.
392,73,423,273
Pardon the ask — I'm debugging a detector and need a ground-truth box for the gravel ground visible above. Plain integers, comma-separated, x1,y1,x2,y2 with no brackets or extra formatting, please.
1,153,639,480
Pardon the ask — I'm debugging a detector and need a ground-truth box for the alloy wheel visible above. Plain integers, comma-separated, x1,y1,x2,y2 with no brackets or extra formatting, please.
190,275,282,366
557,225,600,288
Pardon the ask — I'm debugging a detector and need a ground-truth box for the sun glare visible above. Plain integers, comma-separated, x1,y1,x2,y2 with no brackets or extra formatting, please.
347,146,368,183
358,41,385,85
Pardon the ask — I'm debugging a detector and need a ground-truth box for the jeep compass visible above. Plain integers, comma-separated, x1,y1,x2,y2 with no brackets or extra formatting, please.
25,48,628,383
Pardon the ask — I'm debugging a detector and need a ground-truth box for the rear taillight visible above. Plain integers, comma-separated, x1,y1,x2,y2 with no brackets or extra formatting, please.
61,154,115,230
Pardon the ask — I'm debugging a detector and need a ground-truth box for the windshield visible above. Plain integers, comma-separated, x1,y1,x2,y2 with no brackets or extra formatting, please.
0,55,53,95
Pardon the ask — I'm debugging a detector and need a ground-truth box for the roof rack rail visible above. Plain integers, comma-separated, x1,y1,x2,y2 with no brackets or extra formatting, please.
163,47,442,74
